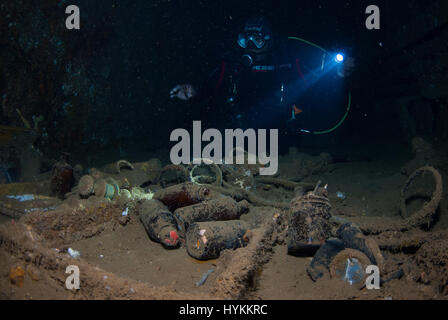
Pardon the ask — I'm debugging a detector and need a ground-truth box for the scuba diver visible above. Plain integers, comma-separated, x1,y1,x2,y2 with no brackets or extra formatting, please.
170,15,354,134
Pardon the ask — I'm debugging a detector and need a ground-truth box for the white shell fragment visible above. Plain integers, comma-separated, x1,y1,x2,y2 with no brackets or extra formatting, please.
68,248,80,259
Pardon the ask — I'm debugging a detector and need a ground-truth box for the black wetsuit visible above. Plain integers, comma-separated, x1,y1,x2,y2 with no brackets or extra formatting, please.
192,35,348,134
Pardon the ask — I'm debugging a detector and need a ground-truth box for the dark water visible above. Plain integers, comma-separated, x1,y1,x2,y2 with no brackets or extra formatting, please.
1,0,445,167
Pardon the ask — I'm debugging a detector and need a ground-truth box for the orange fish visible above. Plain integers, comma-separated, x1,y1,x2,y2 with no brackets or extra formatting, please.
293,105,303,116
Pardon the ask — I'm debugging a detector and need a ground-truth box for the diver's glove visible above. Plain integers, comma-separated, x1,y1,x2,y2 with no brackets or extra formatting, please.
337,57,355,78
169,84,197,100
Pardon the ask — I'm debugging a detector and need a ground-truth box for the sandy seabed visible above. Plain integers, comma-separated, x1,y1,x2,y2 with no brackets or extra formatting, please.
1,143,447,300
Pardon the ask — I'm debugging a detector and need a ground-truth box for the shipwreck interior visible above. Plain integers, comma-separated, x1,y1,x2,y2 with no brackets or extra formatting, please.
0,0,448,300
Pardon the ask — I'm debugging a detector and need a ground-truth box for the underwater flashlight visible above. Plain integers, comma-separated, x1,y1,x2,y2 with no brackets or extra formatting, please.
335,53,344,63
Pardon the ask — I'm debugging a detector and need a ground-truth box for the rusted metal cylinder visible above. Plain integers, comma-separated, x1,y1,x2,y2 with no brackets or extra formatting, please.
50,161,74,198
174,197,249,231
139,199,180,249
287,188,332,256
153,182,210,211
186,220,249,260
159,164,190,188
307,238,345,281
78,175,95,198
336,223,384,269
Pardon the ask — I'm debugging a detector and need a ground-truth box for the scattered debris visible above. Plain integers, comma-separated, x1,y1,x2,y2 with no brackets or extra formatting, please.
9,265,26,287
196,269,214,287
6,194,35,202
67,248,81,260
336,191,346,200
116,160,134,174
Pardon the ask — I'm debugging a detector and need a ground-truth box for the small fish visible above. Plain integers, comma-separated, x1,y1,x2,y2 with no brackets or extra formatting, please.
290,105,303,120
293,105,303,116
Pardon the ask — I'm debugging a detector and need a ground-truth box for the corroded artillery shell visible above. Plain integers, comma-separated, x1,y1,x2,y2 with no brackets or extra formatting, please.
78,175,94,198
139,199,180,249
50,161,74,198
174,197,249,231
153,182,210,211
186,220,249,260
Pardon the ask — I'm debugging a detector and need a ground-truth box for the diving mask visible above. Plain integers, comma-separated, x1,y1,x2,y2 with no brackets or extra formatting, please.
237,31,271,49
